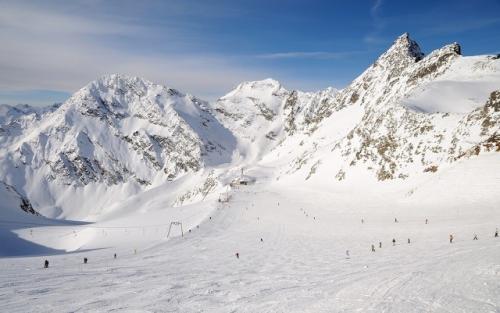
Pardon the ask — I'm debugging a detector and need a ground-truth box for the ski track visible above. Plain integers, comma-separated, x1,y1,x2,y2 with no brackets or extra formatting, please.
1,178,499,313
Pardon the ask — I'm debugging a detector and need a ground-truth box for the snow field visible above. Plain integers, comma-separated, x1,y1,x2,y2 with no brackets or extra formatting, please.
1,154,499,312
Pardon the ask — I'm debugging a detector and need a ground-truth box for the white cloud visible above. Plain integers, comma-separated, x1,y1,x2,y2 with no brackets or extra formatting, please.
370,0,383,17
0,1,274,101
364,0,386,45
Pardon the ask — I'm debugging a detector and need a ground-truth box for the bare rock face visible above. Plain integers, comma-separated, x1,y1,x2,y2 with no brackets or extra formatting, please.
0,181,39,216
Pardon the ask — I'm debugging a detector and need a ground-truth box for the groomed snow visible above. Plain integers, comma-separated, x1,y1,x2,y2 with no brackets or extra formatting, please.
1,153,499,312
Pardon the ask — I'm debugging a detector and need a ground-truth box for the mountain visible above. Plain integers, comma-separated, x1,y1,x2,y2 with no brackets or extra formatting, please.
252,33,499,183
0,34,498,222
212,79,339,163
1,33,499,312
0,74,235,219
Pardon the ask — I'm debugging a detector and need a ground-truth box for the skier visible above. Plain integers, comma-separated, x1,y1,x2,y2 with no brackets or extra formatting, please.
449,234,454,243
495,229,498,238
114,253,117,259
346,250,350,258
392,238,396,246
379,242,382,249
394,218,398,223
407,238,411,244
83,257,88,264
371,244,375,252
260,238,263,242
425,218,428,224
473,234,478,240
44,260,49,268
361,218,364,224
235,252,239,259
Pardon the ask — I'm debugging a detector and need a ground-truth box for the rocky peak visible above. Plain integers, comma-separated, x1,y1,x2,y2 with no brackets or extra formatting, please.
379,33,424,64
429,42,461,58
368,33,425,83
393,33,424,60
407,42,462,86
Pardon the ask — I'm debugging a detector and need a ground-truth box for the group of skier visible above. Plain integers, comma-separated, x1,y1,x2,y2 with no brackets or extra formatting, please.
43,253,119,268
369,229,497,253
371,238,410,252
360,217,499,251
42,219,500,267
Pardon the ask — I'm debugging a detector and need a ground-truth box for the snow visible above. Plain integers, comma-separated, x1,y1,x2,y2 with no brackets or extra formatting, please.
0,153,499,312
403,56,500,113
1,34,499,312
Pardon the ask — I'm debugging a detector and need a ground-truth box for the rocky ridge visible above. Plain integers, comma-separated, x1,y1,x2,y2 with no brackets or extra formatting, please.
0,34,499,218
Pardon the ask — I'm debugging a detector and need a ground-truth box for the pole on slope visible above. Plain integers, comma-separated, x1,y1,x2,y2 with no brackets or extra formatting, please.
167,221,183,238
167,223,172,238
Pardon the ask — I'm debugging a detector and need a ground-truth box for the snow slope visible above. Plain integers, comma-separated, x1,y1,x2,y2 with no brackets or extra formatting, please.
403,55,500,113
0,153,499,312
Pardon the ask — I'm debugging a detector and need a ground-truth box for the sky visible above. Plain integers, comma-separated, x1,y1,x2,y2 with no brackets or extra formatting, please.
0,0,499,106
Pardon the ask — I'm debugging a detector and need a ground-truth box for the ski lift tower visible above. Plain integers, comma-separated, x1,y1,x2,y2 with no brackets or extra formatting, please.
167,221,184,238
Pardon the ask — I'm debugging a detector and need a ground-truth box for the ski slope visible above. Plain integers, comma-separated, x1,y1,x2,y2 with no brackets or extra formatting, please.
1,154,499,312
1,33,499,312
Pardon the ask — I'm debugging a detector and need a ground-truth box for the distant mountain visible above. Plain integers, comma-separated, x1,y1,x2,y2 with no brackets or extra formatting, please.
248,33,499,182
0,34,498,220
0,74,235,219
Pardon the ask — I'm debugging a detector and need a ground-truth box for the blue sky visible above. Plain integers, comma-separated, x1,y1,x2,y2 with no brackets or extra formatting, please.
0,0,499,105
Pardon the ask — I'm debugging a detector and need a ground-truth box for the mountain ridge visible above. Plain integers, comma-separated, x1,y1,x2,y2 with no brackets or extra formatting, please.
1,33,498,220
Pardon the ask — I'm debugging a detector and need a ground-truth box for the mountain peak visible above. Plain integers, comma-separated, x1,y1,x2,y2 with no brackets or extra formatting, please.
235,78,283,91
386,32,424,62
439,42,461,56
92,73,146,87
363,33,425,82
86,74,187,98
221,78,287,101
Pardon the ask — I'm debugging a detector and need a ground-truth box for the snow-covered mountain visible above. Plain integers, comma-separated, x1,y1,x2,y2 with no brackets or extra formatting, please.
0,74,236,219
250,33,499,183
0,33,499,221
1,33,499,312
